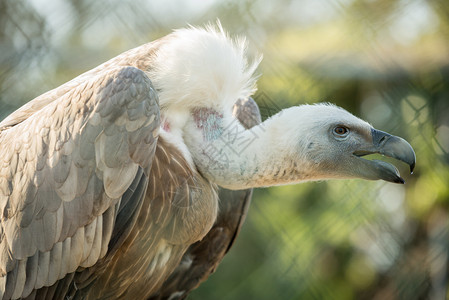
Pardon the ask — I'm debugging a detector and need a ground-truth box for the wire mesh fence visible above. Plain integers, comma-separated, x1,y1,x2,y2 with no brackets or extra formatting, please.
0,0,448,299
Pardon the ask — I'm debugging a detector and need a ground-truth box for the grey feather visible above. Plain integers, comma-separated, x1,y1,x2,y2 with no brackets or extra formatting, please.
101,132,130,169
108,167,147,254
3,220,31,261
38,186,62,213
0,276,5,299
48,242,63,286
35,251,49,289
78,123,101,161
80,218,96,268
69,229,84,274
100,206,115,259
22,253,38,298
41,211,58,252
3,261,17,300
18,184,38,228
0,242,14,276
52,154,72,184
59,238,71,282
55,161,78,202
83,215,103,267
11,259,26,299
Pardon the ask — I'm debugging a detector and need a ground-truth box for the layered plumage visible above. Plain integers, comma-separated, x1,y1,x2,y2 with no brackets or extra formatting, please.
0,24,415,299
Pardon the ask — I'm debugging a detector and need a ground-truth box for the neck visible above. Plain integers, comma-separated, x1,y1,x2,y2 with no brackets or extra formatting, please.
184,107,315,190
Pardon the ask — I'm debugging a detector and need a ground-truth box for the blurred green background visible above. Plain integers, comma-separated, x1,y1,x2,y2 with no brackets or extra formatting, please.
1,0,448,299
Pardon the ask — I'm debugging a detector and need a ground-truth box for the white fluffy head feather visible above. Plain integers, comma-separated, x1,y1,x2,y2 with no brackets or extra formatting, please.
148,23,261,113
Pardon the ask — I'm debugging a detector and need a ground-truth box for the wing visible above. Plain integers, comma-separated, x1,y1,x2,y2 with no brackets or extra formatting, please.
0,66,160,299
149,97,262,300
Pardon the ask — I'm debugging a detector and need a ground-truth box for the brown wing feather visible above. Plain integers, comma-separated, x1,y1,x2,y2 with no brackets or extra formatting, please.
0,65,160,299
148,97,262,300
76,137,218,300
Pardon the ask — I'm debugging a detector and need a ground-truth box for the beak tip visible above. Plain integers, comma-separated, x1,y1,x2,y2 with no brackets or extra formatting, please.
394,177,405,184
372,129,416,178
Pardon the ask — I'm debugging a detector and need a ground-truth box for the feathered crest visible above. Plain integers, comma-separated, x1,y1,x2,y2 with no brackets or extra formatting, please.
148,21,262,112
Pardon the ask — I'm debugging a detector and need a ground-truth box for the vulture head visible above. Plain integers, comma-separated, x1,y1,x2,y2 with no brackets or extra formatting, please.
267,104,416,184
148,24,415,190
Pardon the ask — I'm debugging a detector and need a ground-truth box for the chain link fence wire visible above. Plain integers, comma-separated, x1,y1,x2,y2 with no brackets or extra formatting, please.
1,0,448,299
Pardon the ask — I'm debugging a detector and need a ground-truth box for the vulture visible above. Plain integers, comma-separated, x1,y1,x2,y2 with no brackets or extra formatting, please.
0,24,415,299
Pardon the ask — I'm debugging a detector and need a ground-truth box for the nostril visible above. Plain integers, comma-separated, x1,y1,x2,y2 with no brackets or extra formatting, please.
371,128,392,146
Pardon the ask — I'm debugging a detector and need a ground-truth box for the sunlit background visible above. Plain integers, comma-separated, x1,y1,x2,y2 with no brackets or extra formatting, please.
1,0,448,299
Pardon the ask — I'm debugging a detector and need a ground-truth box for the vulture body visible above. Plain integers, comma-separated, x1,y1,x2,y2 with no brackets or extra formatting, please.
0,25,415,299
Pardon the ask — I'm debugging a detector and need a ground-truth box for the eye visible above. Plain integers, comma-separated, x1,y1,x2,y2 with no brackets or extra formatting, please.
333,126,349,137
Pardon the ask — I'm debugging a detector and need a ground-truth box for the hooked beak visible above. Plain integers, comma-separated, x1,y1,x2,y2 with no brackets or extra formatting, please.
353,129,416,184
